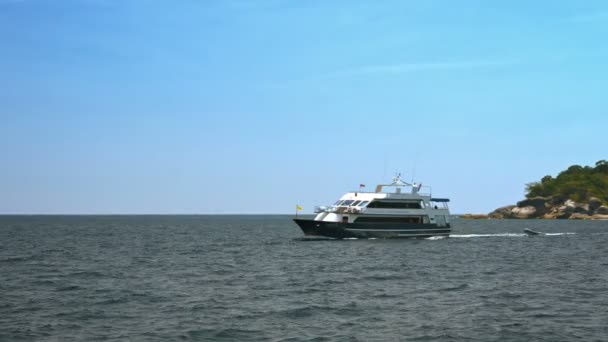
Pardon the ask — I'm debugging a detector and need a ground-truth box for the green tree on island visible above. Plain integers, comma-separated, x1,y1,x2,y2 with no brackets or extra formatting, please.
526,160,608,204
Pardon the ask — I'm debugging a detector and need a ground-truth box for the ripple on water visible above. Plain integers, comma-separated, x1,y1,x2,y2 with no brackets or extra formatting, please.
1,255,40,263
55,285,82,292
186,328,268,341
437,283,469,292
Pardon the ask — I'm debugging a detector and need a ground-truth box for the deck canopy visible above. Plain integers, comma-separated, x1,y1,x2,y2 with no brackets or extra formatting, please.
430,198,450,202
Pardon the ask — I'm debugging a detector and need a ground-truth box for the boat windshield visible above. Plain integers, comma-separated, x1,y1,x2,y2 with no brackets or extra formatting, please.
430,201,449,209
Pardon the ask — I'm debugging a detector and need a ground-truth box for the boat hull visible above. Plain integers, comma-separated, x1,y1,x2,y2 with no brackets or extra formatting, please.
293,219,451,239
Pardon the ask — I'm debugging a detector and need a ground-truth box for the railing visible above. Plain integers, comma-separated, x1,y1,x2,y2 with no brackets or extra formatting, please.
373,184,432,196
314,206,330,213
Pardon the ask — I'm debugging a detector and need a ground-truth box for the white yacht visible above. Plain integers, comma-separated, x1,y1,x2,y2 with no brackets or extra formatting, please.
293,174,451,239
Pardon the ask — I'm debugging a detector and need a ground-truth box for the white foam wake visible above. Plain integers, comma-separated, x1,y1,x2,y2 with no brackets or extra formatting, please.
425,236,448,240
544,232,576,236
451,232,576,238
451,233,527,238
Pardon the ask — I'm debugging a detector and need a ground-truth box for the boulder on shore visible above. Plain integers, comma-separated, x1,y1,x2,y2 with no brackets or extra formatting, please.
596,206,608,215
516,196,549,215
460,214,489,219
570,213,592,220
488,205,516,219
548,199,590,219
589,197,602,214
568,200,589,214
511,206,537,219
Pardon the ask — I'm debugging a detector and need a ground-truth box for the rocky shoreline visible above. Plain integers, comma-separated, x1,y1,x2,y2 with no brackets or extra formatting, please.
463,196,608,220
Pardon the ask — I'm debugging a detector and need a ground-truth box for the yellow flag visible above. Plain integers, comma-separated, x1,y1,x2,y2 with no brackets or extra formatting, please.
296,205,303,211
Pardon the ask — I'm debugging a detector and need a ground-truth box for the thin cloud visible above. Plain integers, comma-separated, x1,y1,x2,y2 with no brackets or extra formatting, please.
569,10,608,23
264,58,518,89
0,0,25,5
219,0,302,12
335,59,518,76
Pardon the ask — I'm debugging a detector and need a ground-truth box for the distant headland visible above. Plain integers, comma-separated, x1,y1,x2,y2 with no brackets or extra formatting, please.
463,160,608,219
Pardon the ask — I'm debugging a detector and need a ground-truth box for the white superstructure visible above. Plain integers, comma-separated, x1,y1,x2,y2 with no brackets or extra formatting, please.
313,174,450,227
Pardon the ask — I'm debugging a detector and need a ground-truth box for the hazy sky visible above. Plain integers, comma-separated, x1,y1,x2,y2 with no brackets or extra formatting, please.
1,0,607,214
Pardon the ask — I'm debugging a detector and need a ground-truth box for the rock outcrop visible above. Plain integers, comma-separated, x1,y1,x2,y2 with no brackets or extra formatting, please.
512,206,537,219
596,206,608,215
517,197,548,215
489,196,608,220
488,205,516,219
488,160,608,219
460,213,489,219
589,197,602,213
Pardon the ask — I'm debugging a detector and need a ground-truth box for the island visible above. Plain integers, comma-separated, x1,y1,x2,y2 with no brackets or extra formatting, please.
465,160,608,219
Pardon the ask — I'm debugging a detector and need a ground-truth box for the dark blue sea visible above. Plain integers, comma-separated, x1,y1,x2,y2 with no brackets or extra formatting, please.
1,215,607,341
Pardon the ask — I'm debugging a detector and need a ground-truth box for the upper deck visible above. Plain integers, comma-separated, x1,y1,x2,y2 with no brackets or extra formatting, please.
314,174,450,214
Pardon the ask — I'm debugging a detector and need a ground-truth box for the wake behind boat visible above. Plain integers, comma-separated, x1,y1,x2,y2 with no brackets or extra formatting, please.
293,174,451,239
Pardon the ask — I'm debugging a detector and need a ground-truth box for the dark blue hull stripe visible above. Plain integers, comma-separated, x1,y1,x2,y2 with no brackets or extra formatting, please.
293,219,451,239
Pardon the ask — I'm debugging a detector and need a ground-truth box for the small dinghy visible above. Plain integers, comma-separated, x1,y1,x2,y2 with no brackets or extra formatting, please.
523,228,544,236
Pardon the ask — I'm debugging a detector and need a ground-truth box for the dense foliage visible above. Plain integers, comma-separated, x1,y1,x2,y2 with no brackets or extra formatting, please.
526,160,608,203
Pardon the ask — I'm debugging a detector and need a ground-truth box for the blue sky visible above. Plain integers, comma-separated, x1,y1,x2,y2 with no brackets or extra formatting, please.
1,0,607,214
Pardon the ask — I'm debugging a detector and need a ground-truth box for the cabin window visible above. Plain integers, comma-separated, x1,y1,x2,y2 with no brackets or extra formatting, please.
342,200,354,206
431,202,449,209
351,200,362,206
359,201,369,207
334,200,342,205
355,216,421,223
366,201,422,209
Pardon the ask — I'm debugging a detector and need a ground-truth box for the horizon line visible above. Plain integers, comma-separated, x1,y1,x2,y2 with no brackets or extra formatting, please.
0,213,469,216
0,213,308,216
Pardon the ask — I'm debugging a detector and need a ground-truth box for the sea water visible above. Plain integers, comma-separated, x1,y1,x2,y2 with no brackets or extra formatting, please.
1,215,607,341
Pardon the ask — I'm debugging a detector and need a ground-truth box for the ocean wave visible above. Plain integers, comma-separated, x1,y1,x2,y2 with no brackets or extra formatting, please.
0,255,39,263
271,303,361,319
68,270,105,278
438,283,469,292
186,328,268,341
56,285,82,292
